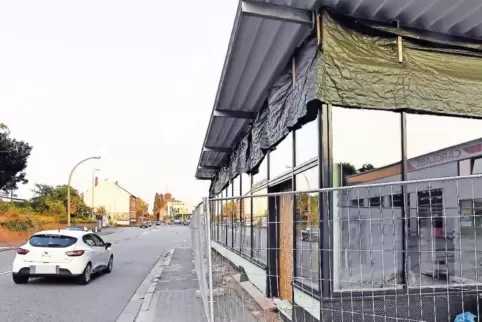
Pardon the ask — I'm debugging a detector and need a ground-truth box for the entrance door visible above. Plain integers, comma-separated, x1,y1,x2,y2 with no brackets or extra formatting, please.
278,182,293,303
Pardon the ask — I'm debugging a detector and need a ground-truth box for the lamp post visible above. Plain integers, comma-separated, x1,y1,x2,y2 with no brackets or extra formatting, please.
67,156,101,226
91,168,100,218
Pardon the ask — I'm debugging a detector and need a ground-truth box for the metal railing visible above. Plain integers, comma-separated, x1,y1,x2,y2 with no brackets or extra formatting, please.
192,174,482,321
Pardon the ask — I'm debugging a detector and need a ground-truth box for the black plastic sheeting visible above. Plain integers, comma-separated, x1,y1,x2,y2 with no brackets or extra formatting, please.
210,37,320,196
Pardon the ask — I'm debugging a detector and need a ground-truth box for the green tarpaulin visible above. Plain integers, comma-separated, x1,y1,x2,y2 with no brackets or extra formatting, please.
318,12,482,118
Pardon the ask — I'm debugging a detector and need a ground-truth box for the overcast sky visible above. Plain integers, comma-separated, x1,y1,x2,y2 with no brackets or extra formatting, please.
2,0,482,208
0,0,238,207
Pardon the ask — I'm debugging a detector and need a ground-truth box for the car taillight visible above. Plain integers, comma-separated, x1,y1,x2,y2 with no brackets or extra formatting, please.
17,248,29,255
65,250,85,257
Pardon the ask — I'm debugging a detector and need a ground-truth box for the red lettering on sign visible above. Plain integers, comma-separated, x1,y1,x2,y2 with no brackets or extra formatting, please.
463,144,482,154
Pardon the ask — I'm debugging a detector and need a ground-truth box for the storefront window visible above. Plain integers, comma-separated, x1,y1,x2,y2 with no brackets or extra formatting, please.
269,133,293,180
405,114,482,287
294,166,319,290
241,173,252,256
232,177,241,250
332,107,403,290
252,188,268,264
295,118,318,166
220,189,227,245
252,157,268,186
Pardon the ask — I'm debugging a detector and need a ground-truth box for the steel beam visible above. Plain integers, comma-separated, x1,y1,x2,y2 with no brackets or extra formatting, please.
204,146,233,153
241,1,313,25
213,109,256,119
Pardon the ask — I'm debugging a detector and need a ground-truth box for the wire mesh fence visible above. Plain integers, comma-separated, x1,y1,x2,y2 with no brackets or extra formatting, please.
192,174,482,321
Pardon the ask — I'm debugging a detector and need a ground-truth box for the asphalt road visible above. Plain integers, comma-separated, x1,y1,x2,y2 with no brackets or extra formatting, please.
0,225,190,322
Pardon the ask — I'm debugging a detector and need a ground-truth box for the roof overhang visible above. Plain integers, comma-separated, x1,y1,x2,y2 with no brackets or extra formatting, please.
196,0,482,180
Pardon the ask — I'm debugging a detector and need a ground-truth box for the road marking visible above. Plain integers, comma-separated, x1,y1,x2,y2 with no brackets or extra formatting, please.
0,271,11,277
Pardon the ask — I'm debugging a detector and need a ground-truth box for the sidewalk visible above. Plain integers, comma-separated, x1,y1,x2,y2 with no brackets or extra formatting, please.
150,242,207,321
141,241,268,322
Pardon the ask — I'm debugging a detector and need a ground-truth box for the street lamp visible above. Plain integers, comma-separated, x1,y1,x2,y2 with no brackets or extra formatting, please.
91,168,100,218
67,156,101,226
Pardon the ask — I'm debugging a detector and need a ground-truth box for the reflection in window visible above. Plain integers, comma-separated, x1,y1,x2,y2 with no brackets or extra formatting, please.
332,107,403,290
241,173,252,255
473,158,482,174
295,118,318,166
294,166,319,290
232,177,241,250
253,157,268,186
252,188,268,264
406,114,482,287
269,133,293,180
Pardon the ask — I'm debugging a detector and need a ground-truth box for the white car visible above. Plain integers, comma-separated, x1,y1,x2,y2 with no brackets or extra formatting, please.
12,229,113,285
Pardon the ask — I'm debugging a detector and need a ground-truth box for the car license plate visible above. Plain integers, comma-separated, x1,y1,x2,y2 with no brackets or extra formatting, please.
30,265,58,274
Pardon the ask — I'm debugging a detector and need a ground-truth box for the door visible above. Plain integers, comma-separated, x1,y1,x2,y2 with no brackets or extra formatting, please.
82,234,99,268
91,234,109,267
278,183,293,303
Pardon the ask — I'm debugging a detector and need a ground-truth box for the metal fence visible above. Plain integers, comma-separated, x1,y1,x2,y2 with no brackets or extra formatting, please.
192,175,482,321
191,200,213,321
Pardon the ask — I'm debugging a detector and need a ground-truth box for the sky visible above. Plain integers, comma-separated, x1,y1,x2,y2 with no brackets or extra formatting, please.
0,0,238,207
2,0,482,209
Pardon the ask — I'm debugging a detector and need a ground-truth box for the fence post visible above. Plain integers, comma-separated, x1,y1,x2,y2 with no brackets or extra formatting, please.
203,197,215,322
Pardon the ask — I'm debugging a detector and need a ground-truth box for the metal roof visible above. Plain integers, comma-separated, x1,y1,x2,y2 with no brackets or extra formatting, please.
196,0,482,179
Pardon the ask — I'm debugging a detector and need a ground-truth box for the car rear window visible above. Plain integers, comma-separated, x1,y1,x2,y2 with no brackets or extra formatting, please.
29,234,78,248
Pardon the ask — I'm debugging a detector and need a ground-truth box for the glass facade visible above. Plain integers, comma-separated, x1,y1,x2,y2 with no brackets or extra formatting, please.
269,133,293,179
295,117,318,166
294,166,319,290
332,107,403,290
252,188,268,264
208,102,482,300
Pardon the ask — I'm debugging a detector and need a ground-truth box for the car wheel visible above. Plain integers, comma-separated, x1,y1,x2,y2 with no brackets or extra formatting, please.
78,263,92,285
12,275,29,284
105,256,113,274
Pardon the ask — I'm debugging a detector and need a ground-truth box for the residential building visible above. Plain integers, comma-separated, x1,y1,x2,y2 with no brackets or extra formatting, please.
83,178,137,226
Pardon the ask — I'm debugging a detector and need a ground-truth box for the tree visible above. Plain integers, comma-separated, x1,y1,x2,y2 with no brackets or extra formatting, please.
31,184,90,217
136,198,148,217
222,201,239,220
152,193,168,218
340,162,357,177
359,163,375,173
0,127,32,191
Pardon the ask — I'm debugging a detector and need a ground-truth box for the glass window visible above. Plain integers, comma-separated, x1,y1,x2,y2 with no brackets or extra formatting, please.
241,173,251,195
91,234,105,247
269,133,293,180
241,194,252,256
332,107,403,291
294,166,319,290
473,158,482,174
459,159,471,176
30,235,77,248
253,157,268,186
232,177,241,250
406,114,482,287
241,174,252,256
295,118,318,166
220,188,227,246
252,188,268,264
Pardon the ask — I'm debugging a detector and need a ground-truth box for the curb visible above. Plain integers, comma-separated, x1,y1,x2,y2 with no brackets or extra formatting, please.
116,248,175,322
0,247,15,253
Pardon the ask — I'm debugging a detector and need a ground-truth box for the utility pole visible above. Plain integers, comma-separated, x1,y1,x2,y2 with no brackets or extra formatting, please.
67,156,101,226
91,168,99,218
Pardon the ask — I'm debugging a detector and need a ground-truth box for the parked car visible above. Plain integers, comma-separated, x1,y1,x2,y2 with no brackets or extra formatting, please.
173,219,181,224
301,227,320,242
140,222,150,229
11,229,113,285
66,226,91,232
154,221,161,226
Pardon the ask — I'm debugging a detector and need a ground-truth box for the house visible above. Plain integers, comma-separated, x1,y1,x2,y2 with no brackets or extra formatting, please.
83,178,137,226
